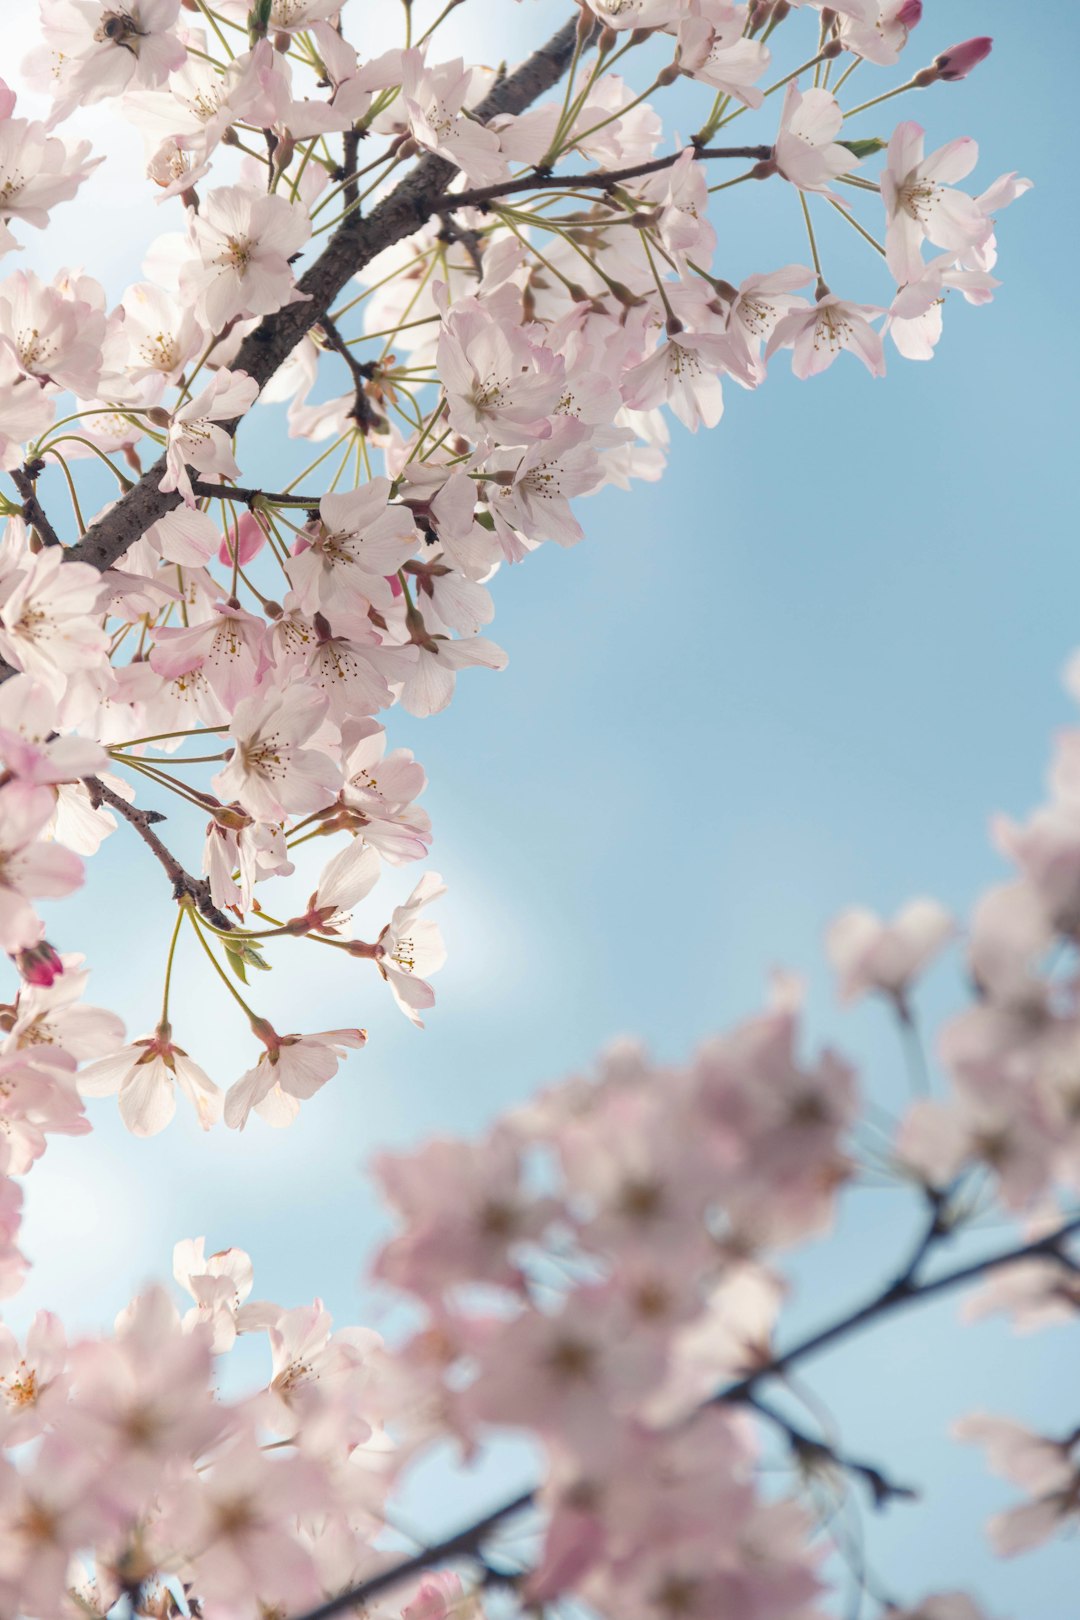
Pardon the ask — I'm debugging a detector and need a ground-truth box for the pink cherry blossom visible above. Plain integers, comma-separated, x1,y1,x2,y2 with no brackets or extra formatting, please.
77,1024,221,1136
0,1310,66,1444
224,1025,366,1129
30,0,186,120
0,541,107,697
826,897,953,1004
400,51,505,186
173,1237,254,1352
774,83,856,197
766,295,886,378
180,185,311,332
214,680,341,820
0,784,83,953
286,478,420,615
159,367,260,506
367,870,446,1026
881,123,991,284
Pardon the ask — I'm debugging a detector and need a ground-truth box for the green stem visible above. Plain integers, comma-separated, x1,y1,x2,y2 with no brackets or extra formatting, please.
160,906,186,1026
189,911,263,1023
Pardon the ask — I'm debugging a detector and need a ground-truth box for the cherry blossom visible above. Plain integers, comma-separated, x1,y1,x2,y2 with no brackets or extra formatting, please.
826,898,953,1004
180,185,311,331
223,1025,366,1129
77,1024,220,1136
28,0,186,120
881,123,991,284
214,680,340,820
774,83,855,197
159,367,260,506
766,295,886,378
0,8,1053,1616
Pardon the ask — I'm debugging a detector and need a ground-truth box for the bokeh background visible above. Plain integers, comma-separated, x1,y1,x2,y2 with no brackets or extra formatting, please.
4,1,1079,1612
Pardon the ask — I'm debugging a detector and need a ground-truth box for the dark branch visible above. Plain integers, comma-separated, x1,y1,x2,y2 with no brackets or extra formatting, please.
10,462,63,548
48,14,588,588
191,480,323,510
289,1490,536,1620
84,775,234,932
746,1393,918,1510
285,1211,1080,1620
430,143,776,214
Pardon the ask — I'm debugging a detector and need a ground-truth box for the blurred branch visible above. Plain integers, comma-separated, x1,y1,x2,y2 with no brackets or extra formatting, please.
285,1210,1080,1620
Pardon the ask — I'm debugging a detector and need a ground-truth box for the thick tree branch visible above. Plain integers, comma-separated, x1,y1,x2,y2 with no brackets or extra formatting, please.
285,1212,1080,1620
54,14,588,584
84,775,234,932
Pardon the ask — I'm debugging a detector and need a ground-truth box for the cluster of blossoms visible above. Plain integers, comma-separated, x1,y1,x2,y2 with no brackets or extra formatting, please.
0,0,1069,1616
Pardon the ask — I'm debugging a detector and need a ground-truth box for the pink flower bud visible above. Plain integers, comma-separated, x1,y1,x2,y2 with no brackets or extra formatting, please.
896,0,922,27
13,940,63,988
934,36,993,80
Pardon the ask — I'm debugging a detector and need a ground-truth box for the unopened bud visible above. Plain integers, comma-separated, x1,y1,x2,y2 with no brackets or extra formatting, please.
146,406,170,428
822,38,843,59
13,940,63,988
896,0,922,26
605,280,642,308
933,35,993,80
656,62,681,87
273,29,291,52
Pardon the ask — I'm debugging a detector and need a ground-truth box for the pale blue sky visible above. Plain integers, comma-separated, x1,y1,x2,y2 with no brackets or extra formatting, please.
6,2,1079,1614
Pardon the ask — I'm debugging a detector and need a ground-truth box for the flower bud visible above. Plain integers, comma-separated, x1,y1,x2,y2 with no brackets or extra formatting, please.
13,940,63,988
896,0,922,26
931,36,993,81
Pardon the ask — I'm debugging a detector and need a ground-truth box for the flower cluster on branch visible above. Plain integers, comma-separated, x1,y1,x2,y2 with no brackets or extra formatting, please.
0,0,1068,1616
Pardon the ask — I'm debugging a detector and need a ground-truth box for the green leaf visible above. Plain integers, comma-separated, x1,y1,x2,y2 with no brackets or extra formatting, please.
839,138,887,159
224,940,271,984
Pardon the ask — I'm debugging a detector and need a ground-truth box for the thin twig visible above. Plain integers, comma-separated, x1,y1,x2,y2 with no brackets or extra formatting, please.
10,462,63,548
84,775,234,932
432,143,775,215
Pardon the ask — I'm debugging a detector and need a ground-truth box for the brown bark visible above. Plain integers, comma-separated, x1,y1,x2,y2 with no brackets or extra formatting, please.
60,15,587,580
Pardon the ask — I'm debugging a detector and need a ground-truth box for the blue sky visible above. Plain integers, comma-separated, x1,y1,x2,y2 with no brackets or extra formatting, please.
6,2,1079,1614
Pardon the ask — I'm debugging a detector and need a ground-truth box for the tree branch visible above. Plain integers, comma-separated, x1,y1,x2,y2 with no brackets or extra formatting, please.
47,14,589,587
745,1392,918,1509
190,480,324,510
10,462,63,548
430,143,776,214
284,1212,1080,1620
84,775,234,932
